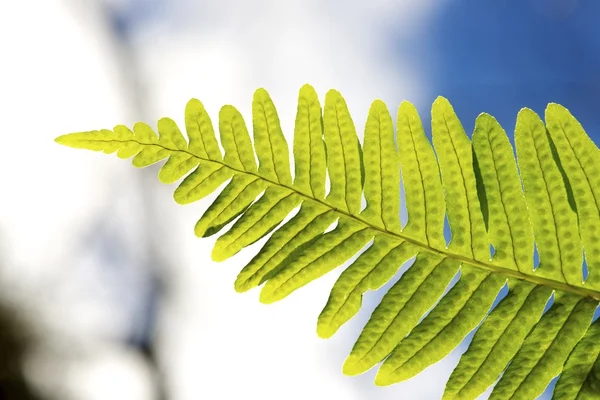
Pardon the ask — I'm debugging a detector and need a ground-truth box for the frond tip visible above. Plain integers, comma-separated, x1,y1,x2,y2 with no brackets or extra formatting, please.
55,84,600,399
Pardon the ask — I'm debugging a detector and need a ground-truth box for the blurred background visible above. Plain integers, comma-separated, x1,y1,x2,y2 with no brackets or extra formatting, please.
1,0,599,399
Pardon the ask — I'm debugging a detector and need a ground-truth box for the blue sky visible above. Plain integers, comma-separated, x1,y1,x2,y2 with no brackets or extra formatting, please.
411,0,600,141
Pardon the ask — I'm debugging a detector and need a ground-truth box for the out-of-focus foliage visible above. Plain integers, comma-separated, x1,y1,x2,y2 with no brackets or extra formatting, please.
0,301,44,400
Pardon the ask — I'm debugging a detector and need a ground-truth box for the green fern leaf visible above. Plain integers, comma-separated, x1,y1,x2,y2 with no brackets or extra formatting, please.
396,101,445,248
553,318,600,399
545,103,600,290
292,84,327,199
490,292,596,399
516,109,582,285
235,202,337,293
375,267,506,385
343,254,461,376
317,237,416,339
55,85,600,399
471,113,532,271
443,280,552,399
431,97,489,261
362,100,401,233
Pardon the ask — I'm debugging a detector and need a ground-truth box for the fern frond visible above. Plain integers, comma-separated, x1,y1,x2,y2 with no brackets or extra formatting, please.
55,84,600,399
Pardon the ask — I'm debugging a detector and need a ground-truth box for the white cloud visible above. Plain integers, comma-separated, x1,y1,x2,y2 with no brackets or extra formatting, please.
0,0,447,399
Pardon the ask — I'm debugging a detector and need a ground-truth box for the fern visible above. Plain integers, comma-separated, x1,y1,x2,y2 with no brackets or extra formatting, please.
55,85,600,399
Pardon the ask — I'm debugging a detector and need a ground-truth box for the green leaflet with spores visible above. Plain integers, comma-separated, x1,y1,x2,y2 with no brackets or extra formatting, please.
432,97,489,262
545,103,600,289
292,84,327,199
317,237,416,339
472,113,533,272
554,318,600,399
376,267,506,386
361,100,401,233
443,280,552,399
344,254,461,376
516,109,582,286
397,101,445,248
490,293,596,400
